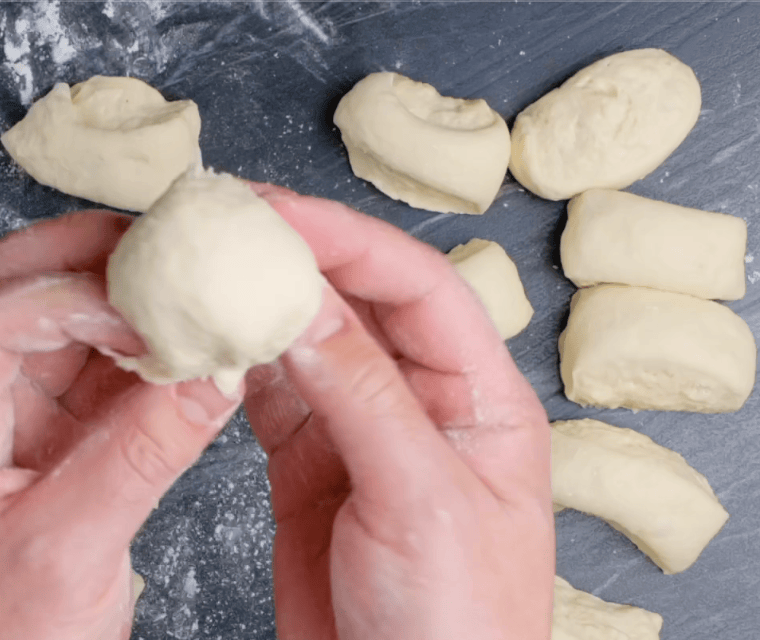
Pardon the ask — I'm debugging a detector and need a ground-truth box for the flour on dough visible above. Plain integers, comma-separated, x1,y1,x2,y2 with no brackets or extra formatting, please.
1,76,201,212
334,72,510,214
107,169,323,394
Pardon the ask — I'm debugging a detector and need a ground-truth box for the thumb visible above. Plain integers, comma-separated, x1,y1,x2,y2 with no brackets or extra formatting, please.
5,378,241,583
282,286,461,507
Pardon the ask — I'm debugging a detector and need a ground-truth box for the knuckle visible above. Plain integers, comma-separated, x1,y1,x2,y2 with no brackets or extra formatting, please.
120,425,182,490
349,352,409,415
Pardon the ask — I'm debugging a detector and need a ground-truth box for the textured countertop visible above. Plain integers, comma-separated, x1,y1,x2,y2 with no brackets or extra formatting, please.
1,2,759,639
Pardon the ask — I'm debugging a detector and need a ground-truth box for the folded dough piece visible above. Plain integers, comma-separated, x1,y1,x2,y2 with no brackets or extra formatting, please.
510,48,700,200
552,419,728,574
1,76,201,212
561,189,747,300
447,239,533,339
559,284,756,412
553,576,662,640
334,72,510,214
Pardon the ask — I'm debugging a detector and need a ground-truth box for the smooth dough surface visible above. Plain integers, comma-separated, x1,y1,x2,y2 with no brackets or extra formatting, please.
561,189,747,300
447,239,533,339
334,72,510,214
1,76,201,212
552,419,728,574
510,49,701,200
559,284,756,412
107,169,323,394
553,576,662,640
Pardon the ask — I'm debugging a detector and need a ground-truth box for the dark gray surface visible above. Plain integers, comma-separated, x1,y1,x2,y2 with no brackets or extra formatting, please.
1,2,759,639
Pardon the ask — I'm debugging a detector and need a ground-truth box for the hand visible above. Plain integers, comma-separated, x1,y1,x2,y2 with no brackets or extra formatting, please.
0,212,241,640
245,186,555,640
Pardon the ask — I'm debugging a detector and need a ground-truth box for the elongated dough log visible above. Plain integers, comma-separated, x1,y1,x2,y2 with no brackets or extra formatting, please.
559,285,756,412
447,239,533,339
553,576,662,640
334,72,510,214
1,76,201,212
561,189,747,300
552,419,728,574
510,49,700,200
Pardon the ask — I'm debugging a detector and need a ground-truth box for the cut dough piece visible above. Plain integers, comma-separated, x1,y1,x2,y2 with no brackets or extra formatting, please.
561,189,747,300
107,168,323,394
552,418,728,574
1,76,201,212
334,72,510,214
559,284,756,412
553,576,662,640
510,49,701,200
447,239,533,339
131,571,146,602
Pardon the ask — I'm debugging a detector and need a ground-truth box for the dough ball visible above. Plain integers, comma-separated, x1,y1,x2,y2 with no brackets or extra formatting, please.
561,189,747,300
558,285,756,413
334,72,510,214
1,76,201,212
552,418,728,574
510,49,701,201
107,169,323,394
553,576,663,640
447,238,533,339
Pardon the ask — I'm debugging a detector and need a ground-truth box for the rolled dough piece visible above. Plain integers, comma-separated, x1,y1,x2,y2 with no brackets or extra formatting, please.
1,76,201,212
510,49,701,200
107,168,323,394
334,72,510,214
552,419,728,574
558,284,756,412
561,189,747,300
553,576,662,640
447,239,533,339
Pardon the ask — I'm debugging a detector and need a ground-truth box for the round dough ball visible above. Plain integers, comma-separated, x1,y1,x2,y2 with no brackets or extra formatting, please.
1,76,201,212
107,169,323,394
510,49,701,201
334,72,510,214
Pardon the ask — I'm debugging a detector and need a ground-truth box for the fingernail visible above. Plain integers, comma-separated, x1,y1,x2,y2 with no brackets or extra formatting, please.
296,287,348,346
174,378,241,429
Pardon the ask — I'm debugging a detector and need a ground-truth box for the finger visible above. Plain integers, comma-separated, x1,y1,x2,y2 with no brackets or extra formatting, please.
20,343,91,397
4,378,242,580
0,210,132,279
0,272,144,356
283,285,469,508
250,184,505,373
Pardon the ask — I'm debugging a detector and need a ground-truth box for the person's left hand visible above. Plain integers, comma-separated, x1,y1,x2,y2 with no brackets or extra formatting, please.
0,212,242,640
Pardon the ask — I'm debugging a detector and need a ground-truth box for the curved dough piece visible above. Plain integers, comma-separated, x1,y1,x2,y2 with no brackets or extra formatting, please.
334,72,510,214
559,284,756,412
447,239,533,339
510,49,701,200
1,76,201,212
553,576,662,640
552,419,728,574
107,169,323,394
131,571,146,601
561,189,746,300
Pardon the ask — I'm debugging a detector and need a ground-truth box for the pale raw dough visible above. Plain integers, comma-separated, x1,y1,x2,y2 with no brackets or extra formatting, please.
558,285,756,412
131,571,145,601
334,72,510,214
561,189,747,300
107,169,323,394
447,239,533,339
553,576,662,640
1,76,201,212
552,418,728,574
510,49,701,200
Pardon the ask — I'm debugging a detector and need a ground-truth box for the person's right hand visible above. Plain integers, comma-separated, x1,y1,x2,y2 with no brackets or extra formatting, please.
245,185,555,640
